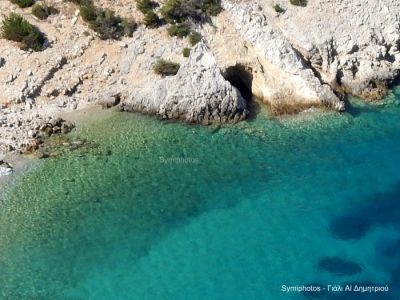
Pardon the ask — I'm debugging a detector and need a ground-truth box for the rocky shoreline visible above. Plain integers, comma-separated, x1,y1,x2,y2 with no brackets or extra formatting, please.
1,0,400,160
0,104,108,179
0,98,93,156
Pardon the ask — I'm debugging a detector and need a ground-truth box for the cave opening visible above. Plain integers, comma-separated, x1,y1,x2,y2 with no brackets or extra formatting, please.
223,64,261,118
223,64,254,102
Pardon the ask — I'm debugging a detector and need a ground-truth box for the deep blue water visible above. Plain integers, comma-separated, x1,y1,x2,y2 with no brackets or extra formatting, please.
1,88,400,299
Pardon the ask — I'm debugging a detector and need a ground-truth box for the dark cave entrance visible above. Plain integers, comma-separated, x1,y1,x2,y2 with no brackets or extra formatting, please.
223,64,253,102
223,64,259,118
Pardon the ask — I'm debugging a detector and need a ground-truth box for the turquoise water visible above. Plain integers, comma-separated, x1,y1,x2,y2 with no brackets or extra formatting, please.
1,89,400,299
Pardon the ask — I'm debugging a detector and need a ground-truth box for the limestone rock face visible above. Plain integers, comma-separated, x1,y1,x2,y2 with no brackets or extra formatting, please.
123,43,248,123
219,0,344,113
255,0,400,101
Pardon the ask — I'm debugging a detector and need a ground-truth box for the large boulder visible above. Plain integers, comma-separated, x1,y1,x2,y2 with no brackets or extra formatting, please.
123,42,249,124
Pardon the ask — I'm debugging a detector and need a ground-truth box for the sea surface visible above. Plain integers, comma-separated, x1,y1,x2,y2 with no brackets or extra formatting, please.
1,88,400,299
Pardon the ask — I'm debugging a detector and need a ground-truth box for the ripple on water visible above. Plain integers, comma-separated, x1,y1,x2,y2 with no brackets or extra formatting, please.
1,96,400,299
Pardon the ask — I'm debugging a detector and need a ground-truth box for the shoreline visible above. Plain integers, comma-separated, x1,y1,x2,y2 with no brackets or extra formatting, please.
1,0,398,135
0,104,112,188
0,152,38,188
0,89,397,187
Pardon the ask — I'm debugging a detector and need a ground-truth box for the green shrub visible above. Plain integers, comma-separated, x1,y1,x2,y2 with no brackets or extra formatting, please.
66,0,83,4
143,10,160,28
182,47,190,57
153,59,180,76
66,0,93,5
1,13,45,51
90,10,124,40
160,0,222,24
32,3,59,20
135,0,160,28
136,0,153,14
122,18,137,37
167,22,190,37
201,0,222,16
78,0,135,40
160,0,187,23
289,0,307,7
188,31,201,45
10,0,35,8
272,3,285,13
79,1,97,22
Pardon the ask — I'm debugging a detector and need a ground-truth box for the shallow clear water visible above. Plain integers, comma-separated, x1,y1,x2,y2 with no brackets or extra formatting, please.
1,88,400,299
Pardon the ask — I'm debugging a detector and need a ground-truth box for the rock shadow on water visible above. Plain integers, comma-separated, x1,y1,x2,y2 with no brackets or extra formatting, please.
329,181,400,240
318,257,362,276
322,182,400,300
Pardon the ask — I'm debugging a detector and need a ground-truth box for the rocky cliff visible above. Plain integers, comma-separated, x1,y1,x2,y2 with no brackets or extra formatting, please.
1,0,400,154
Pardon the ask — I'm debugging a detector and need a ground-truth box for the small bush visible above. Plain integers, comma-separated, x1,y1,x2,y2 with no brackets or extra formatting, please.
79,1,97,22
122,18,137,37
160,0,187,23
289,0,307,7
78,0,135,40
10,0,35,8
167,22,190,38
153,59,180,76
143,10,160,28
135,0,160,28
66,0,83,4
90,10,124,40
201,0,222,16
136,0,153,14
32,3,59,20
1,13,45,51
160,0,222,24
182,47,190,57
188,31,201,46
272,3,285,13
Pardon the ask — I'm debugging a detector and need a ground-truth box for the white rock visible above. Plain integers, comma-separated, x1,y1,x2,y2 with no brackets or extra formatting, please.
0,166,13,177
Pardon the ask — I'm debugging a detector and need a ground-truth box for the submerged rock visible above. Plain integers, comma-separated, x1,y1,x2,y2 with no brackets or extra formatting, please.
318,257,362,276
0,167,13,176
0,160,13,176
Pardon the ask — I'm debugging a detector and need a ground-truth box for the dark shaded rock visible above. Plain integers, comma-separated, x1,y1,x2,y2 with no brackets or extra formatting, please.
61,123,70,134
42,126,53,137
49,117,62,127
52,126,61,134
318,257,362,276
